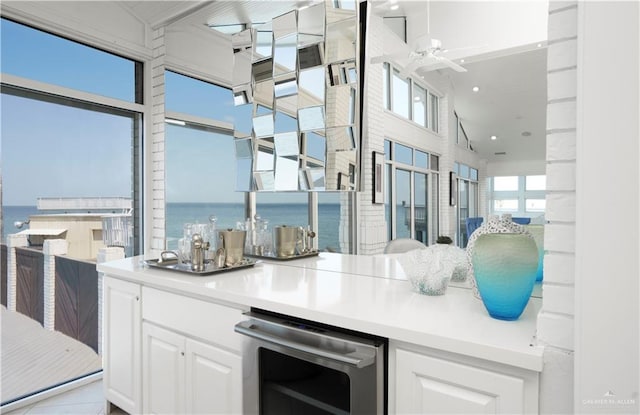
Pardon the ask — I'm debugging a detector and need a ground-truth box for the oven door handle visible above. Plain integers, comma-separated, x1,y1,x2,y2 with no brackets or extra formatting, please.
234,321,375,368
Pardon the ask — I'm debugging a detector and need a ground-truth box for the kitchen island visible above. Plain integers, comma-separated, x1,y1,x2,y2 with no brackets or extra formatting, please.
98,252,543,414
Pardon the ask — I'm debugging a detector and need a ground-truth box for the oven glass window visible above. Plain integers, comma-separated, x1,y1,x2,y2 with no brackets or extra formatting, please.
259,348,350,414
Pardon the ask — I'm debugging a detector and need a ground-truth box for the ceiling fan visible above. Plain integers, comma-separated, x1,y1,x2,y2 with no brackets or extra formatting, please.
370,1,469,77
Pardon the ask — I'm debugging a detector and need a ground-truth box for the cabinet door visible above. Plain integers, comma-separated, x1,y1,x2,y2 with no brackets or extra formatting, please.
103,277,141,414
395,349,528,414
185,338,242,414
142,322,185,414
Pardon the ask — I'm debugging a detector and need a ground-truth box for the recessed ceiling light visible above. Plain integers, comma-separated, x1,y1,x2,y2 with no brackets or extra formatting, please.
460,59,465,63
537,43,543,48
490,135,497,140
390,4,399,10
472,86,479,92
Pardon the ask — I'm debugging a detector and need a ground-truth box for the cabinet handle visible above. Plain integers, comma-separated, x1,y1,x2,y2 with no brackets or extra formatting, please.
136,296,139,301
181,351,185,356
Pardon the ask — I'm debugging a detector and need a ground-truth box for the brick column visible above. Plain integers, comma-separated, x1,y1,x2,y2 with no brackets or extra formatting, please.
536,2,578,413
42,239,68,330
97,247,125,356
6,233,28,312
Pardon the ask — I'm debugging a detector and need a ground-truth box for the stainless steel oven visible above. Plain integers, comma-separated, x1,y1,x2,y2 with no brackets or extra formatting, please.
234,309,387,415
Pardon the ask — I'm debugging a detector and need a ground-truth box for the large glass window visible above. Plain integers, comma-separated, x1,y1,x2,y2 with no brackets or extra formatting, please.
384,139,439,244
165,124,244,249
1,18,140,103
165,71,235,121
395,169,411,239
1,18,141,404
317,193,343,252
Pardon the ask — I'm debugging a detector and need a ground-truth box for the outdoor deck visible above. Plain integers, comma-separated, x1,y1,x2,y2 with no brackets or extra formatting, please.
1,306,102,404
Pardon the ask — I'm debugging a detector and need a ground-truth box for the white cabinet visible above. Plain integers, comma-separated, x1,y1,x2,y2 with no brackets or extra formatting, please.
142,322,242,414
103,278,244,414
142,322,184,414
393,346,538,414
185,334,242,414
103,277,141,415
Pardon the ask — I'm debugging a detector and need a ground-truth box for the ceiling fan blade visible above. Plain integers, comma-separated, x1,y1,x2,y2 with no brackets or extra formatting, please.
435,56,467,72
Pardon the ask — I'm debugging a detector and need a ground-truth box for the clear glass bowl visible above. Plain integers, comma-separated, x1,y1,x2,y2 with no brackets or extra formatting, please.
398,249,455,295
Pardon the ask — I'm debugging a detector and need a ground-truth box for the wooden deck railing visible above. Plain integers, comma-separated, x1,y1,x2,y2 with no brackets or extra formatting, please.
5,239,99,353
55,256,99,353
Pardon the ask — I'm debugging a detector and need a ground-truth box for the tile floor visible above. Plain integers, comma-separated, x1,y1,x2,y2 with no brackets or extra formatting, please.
2,380,126,415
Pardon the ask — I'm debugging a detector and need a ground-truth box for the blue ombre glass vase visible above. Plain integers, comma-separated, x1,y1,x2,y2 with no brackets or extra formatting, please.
471,233,538,321
526,225,545,282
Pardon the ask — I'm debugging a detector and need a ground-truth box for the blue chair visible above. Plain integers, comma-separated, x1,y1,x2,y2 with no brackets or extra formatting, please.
512,217,531,225
465,217,484,240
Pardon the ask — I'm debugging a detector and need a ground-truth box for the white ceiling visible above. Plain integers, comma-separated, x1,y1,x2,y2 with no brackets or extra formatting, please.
118,0,549,163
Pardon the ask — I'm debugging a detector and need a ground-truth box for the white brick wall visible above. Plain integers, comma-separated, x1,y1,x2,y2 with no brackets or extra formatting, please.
6,234,28,312
537,2,578,413
357,12,387,255
150,28,166,254
42,239,68,330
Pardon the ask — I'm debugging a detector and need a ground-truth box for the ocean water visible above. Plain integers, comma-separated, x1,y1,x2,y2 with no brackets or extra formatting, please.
2,203,343,252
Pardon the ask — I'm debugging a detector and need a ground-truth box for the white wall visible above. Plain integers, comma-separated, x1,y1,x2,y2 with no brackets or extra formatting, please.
487,160,546,177
574,1,639,412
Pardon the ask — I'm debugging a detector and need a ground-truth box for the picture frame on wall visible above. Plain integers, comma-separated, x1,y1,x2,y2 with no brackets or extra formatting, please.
373,151,384,204
450,171,458,206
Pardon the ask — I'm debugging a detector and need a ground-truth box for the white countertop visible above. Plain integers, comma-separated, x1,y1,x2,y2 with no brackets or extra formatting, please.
98,252,544,372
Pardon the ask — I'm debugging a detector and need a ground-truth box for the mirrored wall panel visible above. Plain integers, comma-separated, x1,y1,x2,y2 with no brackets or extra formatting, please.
231,1,363,192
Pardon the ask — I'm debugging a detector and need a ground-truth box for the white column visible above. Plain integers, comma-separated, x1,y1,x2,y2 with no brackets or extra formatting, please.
42,239,68,330
6,233,28,312
97,247,125,356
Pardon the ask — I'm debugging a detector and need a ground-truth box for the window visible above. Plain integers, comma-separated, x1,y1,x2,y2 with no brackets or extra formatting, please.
165,71,235,122
394,143,413,165
1,17,142,403
384,139,440,244
494,199,519,211
1,18,141,103
165,124,244,249
391,69,410,118
383,63,439,133
526,175,546,191
429,92,439,132
412,83,427,127
454,162,479,247
494,176,519,191
490,175,547,217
